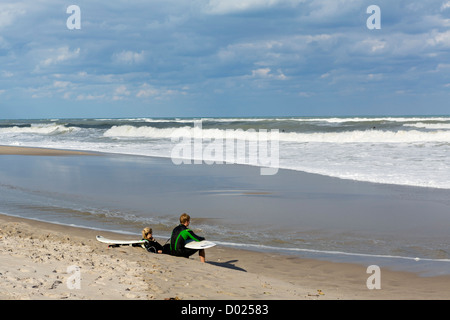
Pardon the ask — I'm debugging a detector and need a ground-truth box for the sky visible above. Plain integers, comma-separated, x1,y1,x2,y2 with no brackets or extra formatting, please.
0,0,450,119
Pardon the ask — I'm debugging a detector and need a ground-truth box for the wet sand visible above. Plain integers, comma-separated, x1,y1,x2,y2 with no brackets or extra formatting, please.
0,145,95,156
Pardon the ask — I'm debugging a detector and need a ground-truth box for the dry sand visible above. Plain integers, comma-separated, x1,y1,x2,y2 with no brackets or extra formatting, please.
1,214,450,300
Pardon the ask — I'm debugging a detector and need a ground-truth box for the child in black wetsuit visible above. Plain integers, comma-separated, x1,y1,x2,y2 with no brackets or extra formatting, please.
142,227,166,253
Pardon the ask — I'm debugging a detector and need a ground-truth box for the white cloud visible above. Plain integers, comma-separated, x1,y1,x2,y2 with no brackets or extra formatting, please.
217,34,337,66
29,87,52,99
441,1,450,11
298,91,314,97
113,50,145,64
427,30,450,47
53,81,70,88
136,83,186,99
252,68,271,78
36,47,80,70
435,63,450,71
250,68,287,80
115,85,130,95
113,85,131,100
0,3,26,29
76,94,106,101
367,73,383,81
350,38,387,55
1,0,449,116
205,0,304,14
306,0,360,21
218,40,282,60
136,83,159,98
2,71,14,78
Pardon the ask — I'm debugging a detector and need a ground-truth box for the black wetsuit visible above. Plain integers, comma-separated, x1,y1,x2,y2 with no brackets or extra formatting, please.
142,238,165,253
169,224,205,258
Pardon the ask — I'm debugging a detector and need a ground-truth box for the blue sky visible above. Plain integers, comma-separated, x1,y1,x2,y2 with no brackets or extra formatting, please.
0,0,449,118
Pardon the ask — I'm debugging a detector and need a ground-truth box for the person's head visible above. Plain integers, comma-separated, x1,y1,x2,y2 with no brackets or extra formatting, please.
180,213,190,226
142,227,153,240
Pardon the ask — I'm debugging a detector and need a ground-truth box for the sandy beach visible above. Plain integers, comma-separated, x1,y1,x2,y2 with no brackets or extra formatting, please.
1,145,450,301
2,213,450,301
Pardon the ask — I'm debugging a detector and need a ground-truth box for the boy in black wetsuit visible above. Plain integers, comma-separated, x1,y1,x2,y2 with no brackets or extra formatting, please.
169,213,206,263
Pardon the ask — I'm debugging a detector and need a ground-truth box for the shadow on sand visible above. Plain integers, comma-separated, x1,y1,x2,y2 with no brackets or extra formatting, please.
207,259,246,272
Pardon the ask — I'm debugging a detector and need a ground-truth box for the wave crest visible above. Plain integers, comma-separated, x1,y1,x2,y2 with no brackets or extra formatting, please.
0,124,77,135
103,125,450,143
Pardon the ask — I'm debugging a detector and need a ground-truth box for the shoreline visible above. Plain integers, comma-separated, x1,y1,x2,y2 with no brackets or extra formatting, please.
2,213,450,300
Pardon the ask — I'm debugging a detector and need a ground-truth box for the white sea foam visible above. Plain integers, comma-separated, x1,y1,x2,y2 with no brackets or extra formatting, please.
103,125,187,139
403,123,450,130
281,130,450,143
274,116,450,123
103,125,450,143
0,124,77,135
1,116,449,189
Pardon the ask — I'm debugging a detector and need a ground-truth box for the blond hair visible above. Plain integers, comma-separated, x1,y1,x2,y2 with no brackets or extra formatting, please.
142,227,152,238
179,213,190,224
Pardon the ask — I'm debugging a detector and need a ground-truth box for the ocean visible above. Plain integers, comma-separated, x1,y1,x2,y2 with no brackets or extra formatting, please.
1,116,450,275
1,116,449,189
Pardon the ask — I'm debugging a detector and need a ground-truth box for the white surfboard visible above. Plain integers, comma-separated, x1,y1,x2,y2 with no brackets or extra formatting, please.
96,235,146,246
96,235,216,250
185,239,216,249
